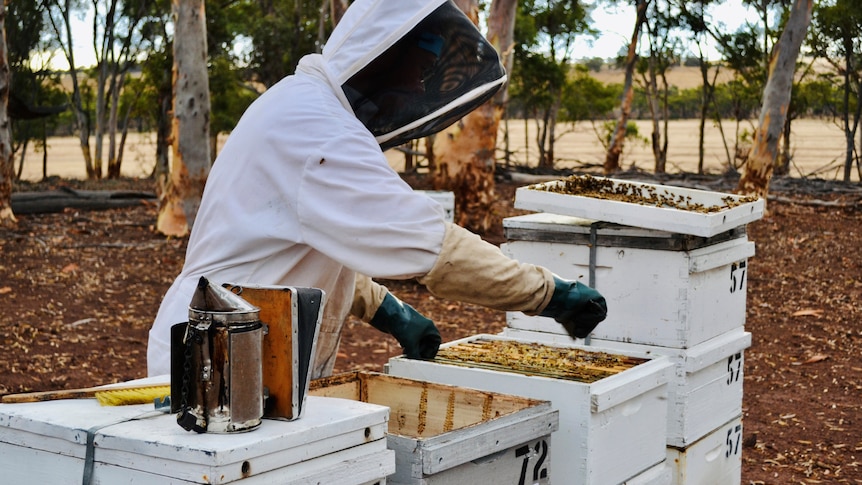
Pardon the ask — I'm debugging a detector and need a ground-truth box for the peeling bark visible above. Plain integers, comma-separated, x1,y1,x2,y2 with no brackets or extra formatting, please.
737,0,813,202
433,104,503,232
157,0,212,236
0,2,15,227
605,0,648,174
431,0,516,234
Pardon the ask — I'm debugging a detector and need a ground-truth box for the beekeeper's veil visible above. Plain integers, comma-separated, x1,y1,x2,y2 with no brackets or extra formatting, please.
323,0,506,150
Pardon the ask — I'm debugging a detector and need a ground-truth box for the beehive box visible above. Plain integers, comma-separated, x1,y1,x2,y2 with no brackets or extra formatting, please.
309,371,559,485
502,212,754,348
0,395,395,484
502,328,751,448
416,190,455,222
514,175,764,238
623,461,672,484
666,415,743,485
385,334,674,485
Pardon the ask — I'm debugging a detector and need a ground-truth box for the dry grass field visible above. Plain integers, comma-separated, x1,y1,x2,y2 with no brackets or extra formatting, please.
18,117,856,182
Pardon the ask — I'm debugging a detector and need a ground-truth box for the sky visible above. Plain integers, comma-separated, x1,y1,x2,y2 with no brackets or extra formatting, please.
58,0,763,70
571,0,764,61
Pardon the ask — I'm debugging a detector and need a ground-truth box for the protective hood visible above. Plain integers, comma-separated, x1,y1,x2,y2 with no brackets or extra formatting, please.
323,0,506,149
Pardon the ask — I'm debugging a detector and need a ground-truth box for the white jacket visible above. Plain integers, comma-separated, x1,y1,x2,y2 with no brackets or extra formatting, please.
147,0,458,377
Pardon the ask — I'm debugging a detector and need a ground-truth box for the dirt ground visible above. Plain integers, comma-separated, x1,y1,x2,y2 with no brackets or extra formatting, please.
1,172,861,484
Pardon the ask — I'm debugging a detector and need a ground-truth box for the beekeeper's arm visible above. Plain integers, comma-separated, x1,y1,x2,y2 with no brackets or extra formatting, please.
351,273,441,360
418,223,607,340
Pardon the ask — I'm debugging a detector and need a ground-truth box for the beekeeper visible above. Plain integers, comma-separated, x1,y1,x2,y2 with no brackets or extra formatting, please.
147,0,607,378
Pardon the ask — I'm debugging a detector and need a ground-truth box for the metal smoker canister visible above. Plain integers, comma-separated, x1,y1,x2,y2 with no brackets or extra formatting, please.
173,276,265,433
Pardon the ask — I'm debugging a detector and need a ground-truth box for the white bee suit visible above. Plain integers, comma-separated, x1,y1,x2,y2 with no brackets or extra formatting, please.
147,0,555,378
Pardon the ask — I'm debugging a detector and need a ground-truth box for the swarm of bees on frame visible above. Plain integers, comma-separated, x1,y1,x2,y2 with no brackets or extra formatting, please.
529,175,759,213
435,339,646,383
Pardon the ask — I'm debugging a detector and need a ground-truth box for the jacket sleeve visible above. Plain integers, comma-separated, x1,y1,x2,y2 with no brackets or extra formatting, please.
350,273,389,322
417,222,556,314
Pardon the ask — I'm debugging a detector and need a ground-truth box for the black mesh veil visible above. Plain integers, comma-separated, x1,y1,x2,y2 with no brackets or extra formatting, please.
342,1,506,150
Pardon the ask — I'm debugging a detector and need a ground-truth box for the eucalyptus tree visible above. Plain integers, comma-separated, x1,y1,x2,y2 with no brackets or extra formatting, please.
510,0,591,170
604,0,648,174
675,0,725,174
41,0,96,178
808,0,862,182
6,0,66,181
1,2,13,226
636,0,686,173
90,0,157,179
237,0,325,89
737,0,813,200
157,0,210,236
431,0,519,234
558,64,619,167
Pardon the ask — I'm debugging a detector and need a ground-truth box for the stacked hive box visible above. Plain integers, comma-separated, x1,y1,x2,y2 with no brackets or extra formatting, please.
386,333,674,485
498,177,764,484
0,394,395,484
309,371,560,485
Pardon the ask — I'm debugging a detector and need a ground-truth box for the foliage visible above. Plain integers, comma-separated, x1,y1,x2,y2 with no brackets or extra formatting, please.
7,1,67,178
600,119,648,151
233,0,327,89
208,56,257,138
15,0,862,182
559,65,618,122
509,0,590,168
807,0,862,180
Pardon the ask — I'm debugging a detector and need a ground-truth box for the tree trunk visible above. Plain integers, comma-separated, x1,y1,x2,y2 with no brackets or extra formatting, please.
697,56,719,174
62,2,95,179
94,1,119,181
605,0,648,174
0,2,15,226
431,0,516,234
329,0,349,26
157,0,212,236
736,0,813,200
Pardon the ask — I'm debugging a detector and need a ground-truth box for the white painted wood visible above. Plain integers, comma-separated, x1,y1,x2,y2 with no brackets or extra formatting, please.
388,435,553,485
502,213,753,348
0,396,395,484
308,371,559,484
503,328,751,448
90,447,394,484
623,460,672,484
514,177,764,237
666,415,743,485
385,334,673,485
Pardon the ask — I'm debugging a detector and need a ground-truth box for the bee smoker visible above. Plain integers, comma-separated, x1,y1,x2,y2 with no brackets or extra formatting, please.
171,277,266,433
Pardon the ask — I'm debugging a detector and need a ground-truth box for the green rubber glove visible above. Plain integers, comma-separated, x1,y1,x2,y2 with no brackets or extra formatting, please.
369,293,442,359
539,276,608,339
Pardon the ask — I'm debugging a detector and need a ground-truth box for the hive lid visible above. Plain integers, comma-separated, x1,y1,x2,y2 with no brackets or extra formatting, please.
514,175,765,237
0,395,389,481
502,212,747,251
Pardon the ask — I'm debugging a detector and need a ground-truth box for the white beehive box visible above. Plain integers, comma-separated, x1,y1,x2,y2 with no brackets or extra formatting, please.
0,395,395,484
502,328,751,448
623,461,672,484
309,371,559,485
666,415,743,485
385,334,673,485
502,212,754,349
416,190,455,222
514,175,764,238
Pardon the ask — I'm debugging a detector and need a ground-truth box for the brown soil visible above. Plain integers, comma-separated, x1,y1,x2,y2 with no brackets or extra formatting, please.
1,173,860,484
